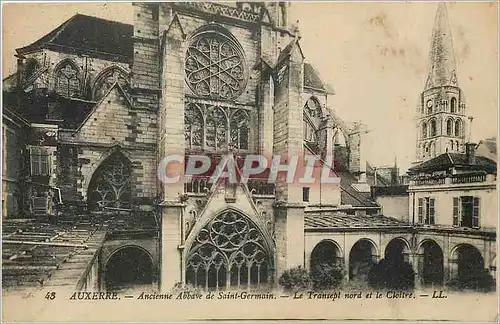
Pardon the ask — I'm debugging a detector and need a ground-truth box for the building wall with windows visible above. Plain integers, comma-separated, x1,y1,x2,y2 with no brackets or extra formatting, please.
409,178,497,229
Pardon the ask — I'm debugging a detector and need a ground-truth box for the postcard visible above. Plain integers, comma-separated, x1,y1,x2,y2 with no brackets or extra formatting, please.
1,1,498,322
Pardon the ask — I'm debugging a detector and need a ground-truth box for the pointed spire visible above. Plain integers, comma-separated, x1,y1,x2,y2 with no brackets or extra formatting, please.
425,3,458,89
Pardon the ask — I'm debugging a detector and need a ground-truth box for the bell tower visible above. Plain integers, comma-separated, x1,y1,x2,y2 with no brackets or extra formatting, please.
415,3,467,164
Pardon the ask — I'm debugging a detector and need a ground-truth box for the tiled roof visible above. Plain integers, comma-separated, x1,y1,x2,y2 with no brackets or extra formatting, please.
16,14,133,60
409,152,496,173
2,217,106,291
305,212,409,230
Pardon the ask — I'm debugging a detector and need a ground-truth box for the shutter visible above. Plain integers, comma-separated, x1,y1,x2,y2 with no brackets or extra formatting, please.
452,197,459,226
429,198,435,225
41,149,49,175
472,197,480,228
30,147,39,176
417,198,424,224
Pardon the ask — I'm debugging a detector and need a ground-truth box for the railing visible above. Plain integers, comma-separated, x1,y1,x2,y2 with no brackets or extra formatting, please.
451,173,487,184
184,177,211,194
247,179,275,196
413,177,446,186
184,177,275,196
411,172,491,186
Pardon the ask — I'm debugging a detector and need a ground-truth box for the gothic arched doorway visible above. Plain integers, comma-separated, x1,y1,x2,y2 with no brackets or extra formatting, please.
419,240,444,286
105,246,153,291
185,210,272,291
87,153,132,211
349,239,377,281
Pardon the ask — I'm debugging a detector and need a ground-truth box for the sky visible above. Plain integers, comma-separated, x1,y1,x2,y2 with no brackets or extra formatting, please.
2,2,498,172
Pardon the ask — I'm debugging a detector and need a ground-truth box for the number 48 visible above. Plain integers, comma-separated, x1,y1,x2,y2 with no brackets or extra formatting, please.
45,292,56,300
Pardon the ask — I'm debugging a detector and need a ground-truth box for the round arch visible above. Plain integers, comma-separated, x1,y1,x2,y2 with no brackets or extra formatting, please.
104,245,154,291
349,238,378,281
429,118,437,137
450,244,486,286
418,239,444,286
310,239,344,270
385,237,411,261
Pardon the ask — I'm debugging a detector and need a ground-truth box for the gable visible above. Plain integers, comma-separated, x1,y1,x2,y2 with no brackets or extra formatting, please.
78,84,133,145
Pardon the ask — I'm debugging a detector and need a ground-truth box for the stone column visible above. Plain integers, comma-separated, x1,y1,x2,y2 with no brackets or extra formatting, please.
159,202,184,292
274,204,305,280
344,251,350,283
446,257,458,283
413,252,424,289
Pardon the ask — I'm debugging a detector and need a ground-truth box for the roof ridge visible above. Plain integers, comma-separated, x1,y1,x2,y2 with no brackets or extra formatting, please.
73,13,132,27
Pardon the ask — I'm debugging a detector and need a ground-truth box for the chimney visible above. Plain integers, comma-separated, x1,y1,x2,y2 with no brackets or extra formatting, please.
465,142,477,165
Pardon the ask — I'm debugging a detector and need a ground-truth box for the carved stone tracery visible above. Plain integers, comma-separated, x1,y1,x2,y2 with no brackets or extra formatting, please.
186,210,270,290
185,31,247,100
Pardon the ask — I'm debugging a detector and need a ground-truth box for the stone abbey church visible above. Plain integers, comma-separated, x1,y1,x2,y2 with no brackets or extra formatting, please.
2,2,496,293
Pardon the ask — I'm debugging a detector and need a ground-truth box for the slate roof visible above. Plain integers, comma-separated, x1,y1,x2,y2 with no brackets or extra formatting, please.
476,137,497,162
408,152,496,173
2,217,106,291
16,14,133,60
303,63,335,94
305,212,410,230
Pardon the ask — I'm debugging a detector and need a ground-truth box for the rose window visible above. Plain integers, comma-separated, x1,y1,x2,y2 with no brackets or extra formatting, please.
185,31,247,100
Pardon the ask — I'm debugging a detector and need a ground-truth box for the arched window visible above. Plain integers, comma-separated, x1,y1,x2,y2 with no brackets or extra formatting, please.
455,141,460,152
230,110,249,150
54,60,81,98
206,107,228,151
430,119,437,137
446,118,453,135
93,66,130,101
450,140,454,151
454,119,462,136
430,141,436,157
185,104,204,149
87,153,132,211
186,210,271,290
421,122,427,139
185,28,247,100
451,97,457,113
303,119,317,143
